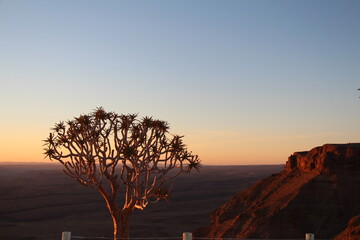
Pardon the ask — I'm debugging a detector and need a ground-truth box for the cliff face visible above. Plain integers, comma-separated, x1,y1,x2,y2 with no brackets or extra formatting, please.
195,144,360,239
285,143,360,173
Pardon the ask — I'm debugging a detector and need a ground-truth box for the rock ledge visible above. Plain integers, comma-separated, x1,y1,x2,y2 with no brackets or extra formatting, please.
285,143,360,173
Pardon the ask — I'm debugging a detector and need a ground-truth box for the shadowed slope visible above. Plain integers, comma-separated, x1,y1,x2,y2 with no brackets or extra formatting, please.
334,215,360,240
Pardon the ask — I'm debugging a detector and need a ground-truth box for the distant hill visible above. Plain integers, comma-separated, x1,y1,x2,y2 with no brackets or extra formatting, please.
195,143,360,239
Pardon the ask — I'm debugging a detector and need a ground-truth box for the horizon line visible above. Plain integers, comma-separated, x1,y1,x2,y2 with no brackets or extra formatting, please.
0,161,285,167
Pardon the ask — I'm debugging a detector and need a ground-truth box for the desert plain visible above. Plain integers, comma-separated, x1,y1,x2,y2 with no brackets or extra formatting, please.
0,163,283,240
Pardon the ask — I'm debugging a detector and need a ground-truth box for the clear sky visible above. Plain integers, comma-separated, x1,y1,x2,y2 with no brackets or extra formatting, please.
0,0,359,165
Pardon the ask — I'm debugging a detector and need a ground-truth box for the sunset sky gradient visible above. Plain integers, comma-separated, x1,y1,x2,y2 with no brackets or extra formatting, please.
1,0,360,165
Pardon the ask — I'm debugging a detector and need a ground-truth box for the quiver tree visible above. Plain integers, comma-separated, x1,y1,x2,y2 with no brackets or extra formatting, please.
43,107,200,240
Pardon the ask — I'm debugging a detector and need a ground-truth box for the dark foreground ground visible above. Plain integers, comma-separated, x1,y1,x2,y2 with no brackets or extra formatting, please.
0,163,283,240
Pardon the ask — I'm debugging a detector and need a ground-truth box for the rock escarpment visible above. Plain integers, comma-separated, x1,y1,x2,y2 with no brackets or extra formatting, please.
195,143,360,239
285,143,360,173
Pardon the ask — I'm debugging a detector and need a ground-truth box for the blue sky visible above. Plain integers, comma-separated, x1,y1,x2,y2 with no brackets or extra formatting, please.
0,0,359,164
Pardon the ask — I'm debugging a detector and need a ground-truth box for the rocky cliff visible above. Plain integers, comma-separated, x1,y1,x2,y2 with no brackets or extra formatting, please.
195,143,360,239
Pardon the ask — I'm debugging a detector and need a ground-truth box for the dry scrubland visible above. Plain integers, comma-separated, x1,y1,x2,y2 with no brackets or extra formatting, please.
0,163,282,240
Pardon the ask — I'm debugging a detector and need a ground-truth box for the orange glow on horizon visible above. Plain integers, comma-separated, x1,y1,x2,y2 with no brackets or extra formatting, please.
2,128,356,165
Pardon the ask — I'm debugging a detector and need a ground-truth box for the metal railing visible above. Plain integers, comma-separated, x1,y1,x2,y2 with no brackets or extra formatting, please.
62,232,322,240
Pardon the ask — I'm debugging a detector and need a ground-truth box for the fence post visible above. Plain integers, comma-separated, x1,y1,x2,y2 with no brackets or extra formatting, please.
62,232,71,240
305,233,314,240
183,232,192,240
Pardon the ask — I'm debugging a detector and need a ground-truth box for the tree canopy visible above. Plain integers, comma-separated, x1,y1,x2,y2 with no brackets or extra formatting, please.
44,107,200,239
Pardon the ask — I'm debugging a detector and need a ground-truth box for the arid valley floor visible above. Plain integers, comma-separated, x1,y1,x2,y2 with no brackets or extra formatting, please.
0,163,283,240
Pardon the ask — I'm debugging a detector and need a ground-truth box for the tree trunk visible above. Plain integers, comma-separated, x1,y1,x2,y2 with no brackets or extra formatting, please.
112,210,130,240
98,187,131,240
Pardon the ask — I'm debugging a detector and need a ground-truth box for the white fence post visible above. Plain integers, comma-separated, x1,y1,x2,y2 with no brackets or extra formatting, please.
183,232,192,240
62,232,71,240
305,233,314,240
